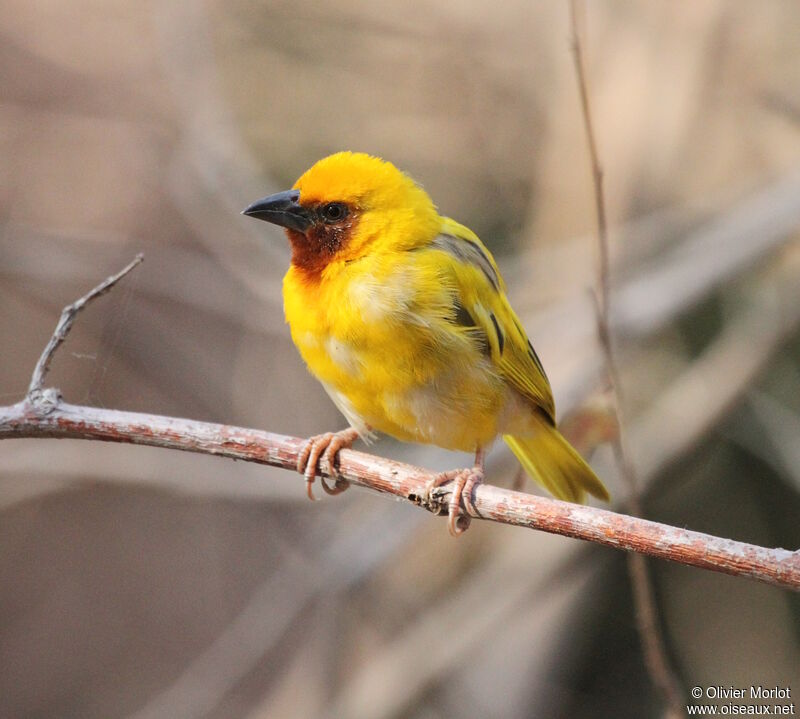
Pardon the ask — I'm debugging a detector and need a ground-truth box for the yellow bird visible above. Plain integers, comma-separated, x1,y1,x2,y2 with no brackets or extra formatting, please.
243,152,609,535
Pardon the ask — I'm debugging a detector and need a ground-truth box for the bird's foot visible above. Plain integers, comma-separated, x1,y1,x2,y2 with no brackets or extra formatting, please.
425,465,484,537
297,427,360,500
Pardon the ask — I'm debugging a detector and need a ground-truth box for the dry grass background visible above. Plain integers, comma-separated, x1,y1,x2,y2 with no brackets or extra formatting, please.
1,1,799,717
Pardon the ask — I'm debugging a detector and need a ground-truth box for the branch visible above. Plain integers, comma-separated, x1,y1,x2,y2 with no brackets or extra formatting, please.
3,261,800,595
27,253,144,400
0,404,797,590
568,4,686,715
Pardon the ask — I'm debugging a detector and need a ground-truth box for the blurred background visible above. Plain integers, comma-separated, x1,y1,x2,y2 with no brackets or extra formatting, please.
1,1,799,717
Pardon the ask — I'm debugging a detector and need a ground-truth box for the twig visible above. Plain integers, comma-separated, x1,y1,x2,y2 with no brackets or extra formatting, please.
1,254,798,593
2,261,798,619
27,253,144,401
1,397,798,589
568,3,686,716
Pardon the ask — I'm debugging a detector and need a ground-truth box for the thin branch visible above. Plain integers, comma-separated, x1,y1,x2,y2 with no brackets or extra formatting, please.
1,253,798,592
1,398,798,590
27,253,144,400
568,3,686,716
569,7,610,324
2,257,798,689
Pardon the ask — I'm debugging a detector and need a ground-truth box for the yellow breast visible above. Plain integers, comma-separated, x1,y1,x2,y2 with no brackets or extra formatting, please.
282,250,509,451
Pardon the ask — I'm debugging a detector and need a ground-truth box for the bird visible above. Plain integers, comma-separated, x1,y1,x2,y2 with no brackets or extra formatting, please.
243,151,609,536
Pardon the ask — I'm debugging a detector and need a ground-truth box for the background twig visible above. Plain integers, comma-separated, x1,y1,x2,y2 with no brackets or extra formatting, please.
27,254,144,400
568,3,686,716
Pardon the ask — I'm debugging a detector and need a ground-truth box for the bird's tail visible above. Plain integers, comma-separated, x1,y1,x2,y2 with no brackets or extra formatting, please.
504,421,609,504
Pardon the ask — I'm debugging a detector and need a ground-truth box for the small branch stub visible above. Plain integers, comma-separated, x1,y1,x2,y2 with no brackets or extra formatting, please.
27,253,144,406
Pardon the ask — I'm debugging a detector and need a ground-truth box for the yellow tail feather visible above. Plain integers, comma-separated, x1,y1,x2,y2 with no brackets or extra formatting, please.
504,424,610,504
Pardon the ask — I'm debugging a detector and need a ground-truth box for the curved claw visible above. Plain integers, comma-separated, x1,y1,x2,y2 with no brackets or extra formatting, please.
296,428,360,500
448,470,470,537
320,475,349,496
461,469,483,519
425,465,485,537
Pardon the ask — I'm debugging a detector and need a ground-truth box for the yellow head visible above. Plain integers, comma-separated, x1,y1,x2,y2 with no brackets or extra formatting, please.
243,152,441,278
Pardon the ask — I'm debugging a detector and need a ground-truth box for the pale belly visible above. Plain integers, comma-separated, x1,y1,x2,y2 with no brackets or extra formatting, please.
294,324,515,452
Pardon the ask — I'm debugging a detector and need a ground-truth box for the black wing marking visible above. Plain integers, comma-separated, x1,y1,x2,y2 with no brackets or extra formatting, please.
489,312,505,354
430,233,500,291
451,298,490,356
510,314,548,381
527,339,548,381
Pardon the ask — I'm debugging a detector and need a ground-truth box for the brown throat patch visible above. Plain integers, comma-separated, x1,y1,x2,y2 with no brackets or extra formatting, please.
287,208,359,281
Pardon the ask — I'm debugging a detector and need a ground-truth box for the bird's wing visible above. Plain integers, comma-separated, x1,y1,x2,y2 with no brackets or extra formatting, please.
425,217,556,422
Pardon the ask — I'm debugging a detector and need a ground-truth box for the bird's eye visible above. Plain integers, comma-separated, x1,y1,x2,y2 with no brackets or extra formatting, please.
321,202,348,223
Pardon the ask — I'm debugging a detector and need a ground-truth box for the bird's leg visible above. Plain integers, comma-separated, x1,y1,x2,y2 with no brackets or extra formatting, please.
297,427,361,500
426,447,486,537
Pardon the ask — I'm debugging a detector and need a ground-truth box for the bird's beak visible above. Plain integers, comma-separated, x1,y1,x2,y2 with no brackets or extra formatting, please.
241,189,313,233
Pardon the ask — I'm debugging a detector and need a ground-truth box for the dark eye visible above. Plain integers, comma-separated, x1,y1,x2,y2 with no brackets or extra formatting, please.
321,202,347,223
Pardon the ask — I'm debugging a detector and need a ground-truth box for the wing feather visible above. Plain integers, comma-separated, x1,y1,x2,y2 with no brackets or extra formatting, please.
424,218,556,422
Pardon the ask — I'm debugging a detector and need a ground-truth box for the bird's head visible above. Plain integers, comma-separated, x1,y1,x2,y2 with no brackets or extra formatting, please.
243,152,440,278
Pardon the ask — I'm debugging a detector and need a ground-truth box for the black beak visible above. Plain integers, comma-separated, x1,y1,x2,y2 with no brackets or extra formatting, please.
241,189,312,233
